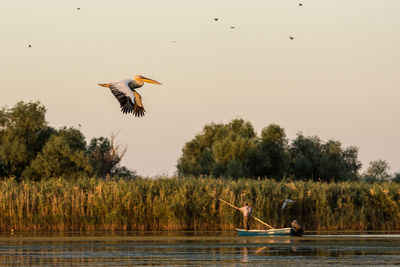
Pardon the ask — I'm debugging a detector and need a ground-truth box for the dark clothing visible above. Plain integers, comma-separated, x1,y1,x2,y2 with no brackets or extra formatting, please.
243,216,251,230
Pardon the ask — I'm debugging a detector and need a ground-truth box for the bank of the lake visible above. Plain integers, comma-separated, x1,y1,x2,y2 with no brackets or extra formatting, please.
0,177,399,231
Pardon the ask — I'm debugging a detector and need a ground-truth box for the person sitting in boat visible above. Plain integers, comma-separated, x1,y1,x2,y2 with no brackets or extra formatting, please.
291,220,300,229
239,203,253,230
290,220,303,236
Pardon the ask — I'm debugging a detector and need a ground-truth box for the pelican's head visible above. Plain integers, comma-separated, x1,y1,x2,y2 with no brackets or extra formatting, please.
134,75,162,87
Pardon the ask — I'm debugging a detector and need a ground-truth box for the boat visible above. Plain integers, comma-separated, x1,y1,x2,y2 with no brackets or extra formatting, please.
218,199,303,237
236,227,303,237
236,228,290,236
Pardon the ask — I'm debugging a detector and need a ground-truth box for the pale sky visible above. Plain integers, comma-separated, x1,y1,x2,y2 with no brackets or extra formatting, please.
1,0,399,176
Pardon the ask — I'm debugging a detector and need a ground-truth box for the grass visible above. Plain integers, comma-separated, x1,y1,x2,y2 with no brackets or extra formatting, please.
0,176,399,231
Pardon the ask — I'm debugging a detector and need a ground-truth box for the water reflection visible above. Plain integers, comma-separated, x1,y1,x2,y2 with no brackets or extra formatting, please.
1,233,400,266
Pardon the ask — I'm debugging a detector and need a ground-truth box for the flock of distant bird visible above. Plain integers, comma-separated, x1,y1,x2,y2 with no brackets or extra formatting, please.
26,2,304,117
213,17,235,29
212,2,303,39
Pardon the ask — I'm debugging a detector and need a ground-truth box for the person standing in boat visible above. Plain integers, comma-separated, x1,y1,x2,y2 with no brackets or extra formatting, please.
239,203,253,230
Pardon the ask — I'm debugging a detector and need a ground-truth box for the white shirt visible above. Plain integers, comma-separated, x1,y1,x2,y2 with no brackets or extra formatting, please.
239,206,252,217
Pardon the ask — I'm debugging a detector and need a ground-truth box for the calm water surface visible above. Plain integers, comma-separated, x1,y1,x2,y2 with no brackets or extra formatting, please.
1,231,400,266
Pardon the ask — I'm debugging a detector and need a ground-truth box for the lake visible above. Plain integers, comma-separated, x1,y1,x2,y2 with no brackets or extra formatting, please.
1,231,400,266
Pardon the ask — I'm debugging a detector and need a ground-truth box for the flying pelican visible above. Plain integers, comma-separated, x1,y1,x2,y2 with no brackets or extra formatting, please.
281,199,296,210
98,75,162,117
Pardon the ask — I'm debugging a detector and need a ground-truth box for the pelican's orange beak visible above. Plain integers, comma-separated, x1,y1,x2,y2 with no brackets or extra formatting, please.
139,76,162,85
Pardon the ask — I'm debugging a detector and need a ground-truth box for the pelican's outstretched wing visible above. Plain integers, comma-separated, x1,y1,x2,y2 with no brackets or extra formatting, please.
281,199,295,210
108,82,136,114
132,91,146,117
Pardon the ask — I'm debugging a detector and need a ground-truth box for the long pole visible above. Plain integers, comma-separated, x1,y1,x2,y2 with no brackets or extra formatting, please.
218,198,274,229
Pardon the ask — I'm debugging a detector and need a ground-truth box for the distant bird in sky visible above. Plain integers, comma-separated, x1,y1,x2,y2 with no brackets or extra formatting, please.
98,75,162,117
299,3,303,6
230,26,235,29
28,44,31,48
214,18,219,21
77,7,81,10
281,199,296,210
290,36,294,40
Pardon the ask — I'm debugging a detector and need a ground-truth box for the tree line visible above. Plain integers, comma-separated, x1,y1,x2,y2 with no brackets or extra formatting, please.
177,118,399,182
0,101,136,181
1,102,398,182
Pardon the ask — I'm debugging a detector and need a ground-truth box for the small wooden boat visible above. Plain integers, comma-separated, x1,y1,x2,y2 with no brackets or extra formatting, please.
218,199,303,237
236,227,303,237
236,228,291,236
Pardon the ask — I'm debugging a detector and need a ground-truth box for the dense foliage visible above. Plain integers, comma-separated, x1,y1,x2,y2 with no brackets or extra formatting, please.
1,176,399,231
363,160,392,182
1,102,399,232
0,101,136,180
177,119,362,181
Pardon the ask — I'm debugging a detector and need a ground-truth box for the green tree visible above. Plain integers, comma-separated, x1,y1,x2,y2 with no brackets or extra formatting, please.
177,119,256,178
289,134,361,181
246,124,289,179
0,102,53,178
0,101,137,181
112,166,137,180
212,131,255,164
289,134,322,180
363,160,391,182
87,133,135,179
319,141,360,181
88,137,113,177
57,127,87,151
22,134,93,180
178,120,361,181
393,172,400,183
341,146,361,181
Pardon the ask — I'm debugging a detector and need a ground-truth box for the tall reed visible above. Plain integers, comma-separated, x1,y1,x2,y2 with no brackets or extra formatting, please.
0,177,399,231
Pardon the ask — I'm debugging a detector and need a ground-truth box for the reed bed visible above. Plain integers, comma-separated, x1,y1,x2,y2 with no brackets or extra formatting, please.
0,177,399,231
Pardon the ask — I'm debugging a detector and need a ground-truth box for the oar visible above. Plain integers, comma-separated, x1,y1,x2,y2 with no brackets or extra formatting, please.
218,198,275,229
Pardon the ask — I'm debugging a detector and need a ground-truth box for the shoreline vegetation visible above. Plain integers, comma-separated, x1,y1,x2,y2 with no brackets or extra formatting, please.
1,177,399,232
1,102,399,232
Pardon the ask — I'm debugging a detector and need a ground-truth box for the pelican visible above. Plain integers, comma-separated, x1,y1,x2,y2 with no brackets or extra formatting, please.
281,199,296,210
98,75,162,117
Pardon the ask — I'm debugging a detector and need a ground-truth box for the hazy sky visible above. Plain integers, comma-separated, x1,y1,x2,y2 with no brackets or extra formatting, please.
1,0,399,176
